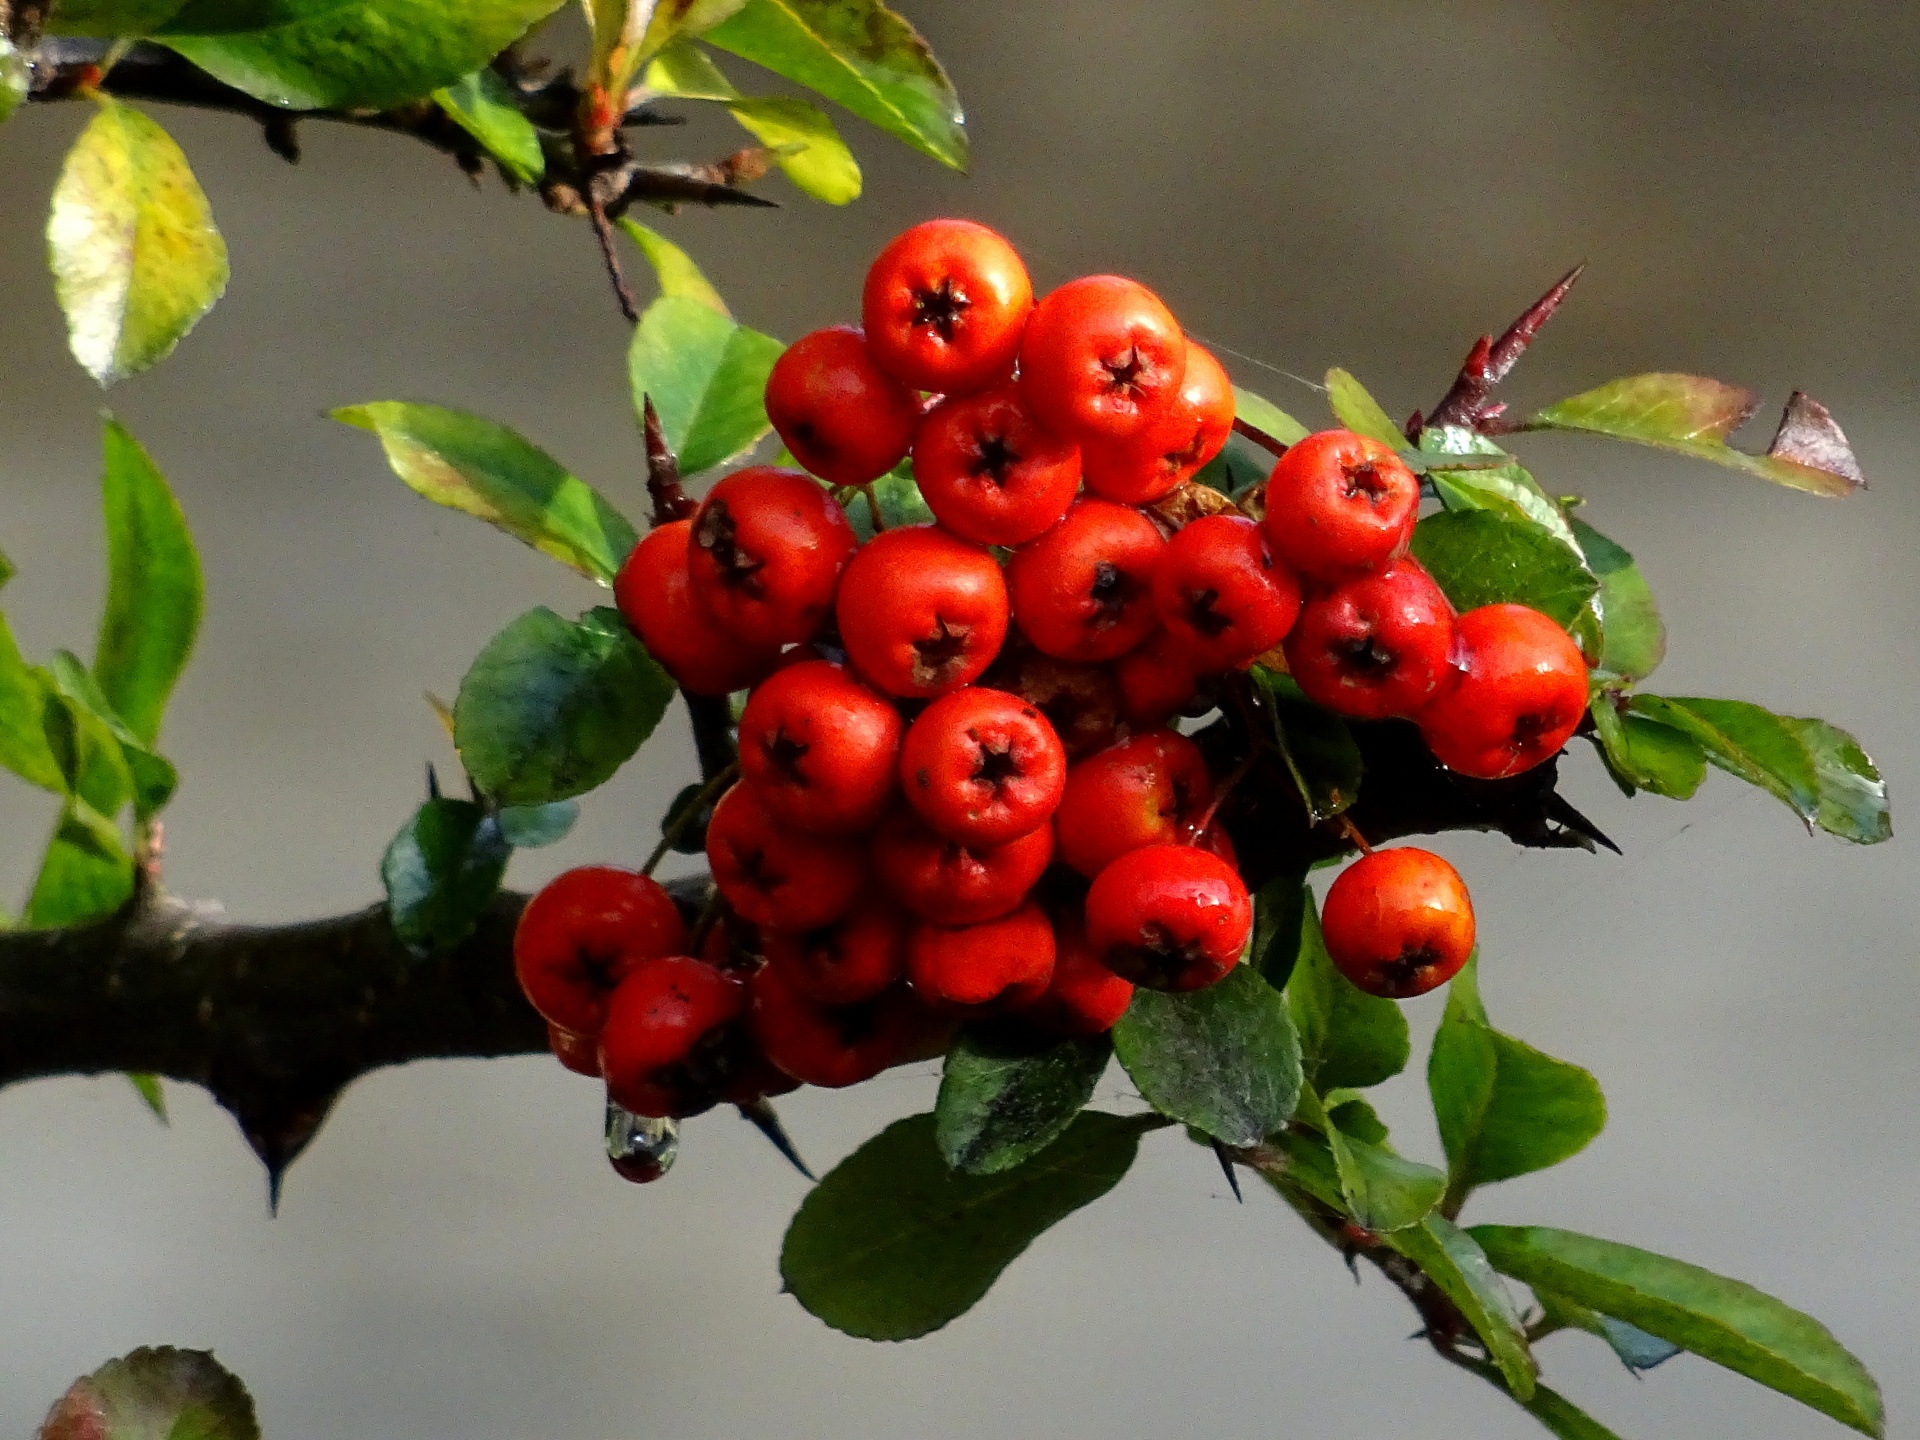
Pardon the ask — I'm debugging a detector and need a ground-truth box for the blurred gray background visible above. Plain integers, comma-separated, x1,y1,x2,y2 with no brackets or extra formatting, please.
2,2,1916,1435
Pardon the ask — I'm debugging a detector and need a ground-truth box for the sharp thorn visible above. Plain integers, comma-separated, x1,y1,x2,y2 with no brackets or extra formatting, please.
425,761,441,800
266,1166,285,1218
1545,791,1621,854
1485,260,1587,386
737,1097,815,1181
1210,1138,1243,1202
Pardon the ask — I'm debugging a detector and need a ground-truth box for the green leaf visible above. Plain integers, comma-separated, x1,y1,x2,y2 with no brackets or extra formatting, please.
780,1110,1157,1340
1630,695,1889,843
844,460,933,540
433,67,544,183
1428,958,1605,1207
37,1346,258,1440
1471,1226,1883,1435
588,0,745,99
1324,368,1405,448
727,95,862,203
160,0,567,111
23,801,135,928
1588,695,1705,800
0,33,27,126
127,1071,169,1121
1250,669,1362,821
1111,965,1301,1146
453,605,672,806
1511,1383,1631,1440
705,0,967,170
1323,1098,1444,1232
1531,374,1863,498
334,402,637,584
94,418,202,746
1568,518,1664,681
1233,384,1310,446
628,295,785,475
1191,432,1271,497
0,618,64,793
48,99,229,386
618,215,730,315
1387,1215,1537,1399
41,0,193,35
641,37,740,98
1411,510,1599,629
1251,872,1308,991
496,798,579,847
1418,425,1584,552
1535,1288,1682,1373
380,797,511,951
45,652,179,819
935,1027,1110,1175
1284,888,1410,1091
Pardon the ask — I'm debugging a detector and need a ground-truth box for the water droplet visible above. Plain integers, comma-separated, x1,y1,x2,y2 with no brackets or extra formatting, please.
605,1097,678,1183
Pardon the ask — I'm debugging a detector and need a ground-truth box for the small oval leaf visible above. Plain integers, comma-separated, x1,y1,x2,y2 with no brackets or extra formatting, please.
936,1027,1111,1175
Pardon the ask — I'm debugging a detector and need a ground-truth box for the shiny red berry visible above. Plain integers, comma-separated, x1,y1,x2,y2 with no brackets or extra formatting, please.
599,955,746,1117
982,649,1122,761
1262,429,1419,581
912,383,1082,546
513,866,686,1036
687,466,857,648
547,1022,602,1078
1019,275,1187,440
1080,342,1234,503
1320,847,1475,999
1417,603,1590,779
748,963,928,1089
1007,498,1166,662
1019,913,1135,1036
1113,629,1202,731
614,522,777,696
907,900,1056,1010
899,686,1066,846
704,781,865,931
1284,558,1456,720
870,806,1054,926
1084,843,1252,992
835,524,1010,698
1053,730,1212,879
862,218,1034,395
765,325,920,486
1150,513,1302,671
737,660,903,836
761,893,910,1008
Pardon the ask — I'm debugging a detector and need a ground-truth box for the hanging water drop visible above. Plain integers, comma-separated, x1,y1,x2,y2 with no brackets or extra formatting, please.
605,1096,679,1183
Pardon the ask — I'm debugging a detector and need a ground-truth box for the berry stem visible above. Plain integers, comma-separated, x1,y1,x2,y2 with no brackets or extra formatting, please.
642,396,697,527
864,486,888,534
1334,814,1374,856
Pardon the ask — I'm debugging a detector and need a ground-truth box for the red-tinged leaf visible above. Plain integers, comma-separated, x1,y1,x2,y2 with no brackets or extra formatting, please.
39,1348,257,1440
1766,391,1865,490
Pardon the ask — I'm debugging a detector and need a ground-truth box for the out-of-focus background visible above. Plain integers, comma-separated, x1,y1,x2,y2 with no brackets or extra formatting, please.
2,3,1916,1435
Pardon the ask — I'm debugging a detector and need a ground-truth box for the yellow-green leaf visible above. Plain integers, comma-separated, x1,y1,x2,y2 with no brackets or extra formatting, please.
433,67,544,183
726,95,860,202
617,216,730,315
1324,367,1405,448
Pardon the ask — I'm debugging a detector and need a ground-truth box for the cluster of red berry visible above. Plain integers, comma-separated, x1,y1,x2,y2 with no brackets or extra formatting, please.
511,219,1594,1128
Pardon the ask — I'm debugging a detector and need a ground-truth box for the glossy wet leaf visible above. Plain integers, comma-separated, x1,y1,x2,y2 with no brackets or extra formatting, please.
496,799,579,847
1471,1226,1883,1435
1532,373,1863,498
619,215,730,315
334,402,637,584
38,1346,258,1440
1568,518,1664,681
94,418,202,746
381,797,511,951
1233,384,1310,446
0,619,63,793
1631,695,1888,843
161,0,567,111
433,67,544,183
1324,368,1405,448
1419,425,1583,552
1589,696,1705,799
1428,959,1605,1207
454,606,673,806
628,295,785,475
1285,888,1410,1091
705,0,966,169
1251,668,1362,821
1411,510,1599,629
781,1111,1157,1340
1388,1215,1536,1399
935,1028,1110,1175
49,99,229,386
1112,965,1301,1146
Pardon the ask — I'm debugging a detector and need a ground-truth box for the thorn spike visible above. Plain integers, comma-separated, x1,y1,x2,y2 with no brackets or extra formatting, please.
738,1098,815,1181
1210,1138,1243,1202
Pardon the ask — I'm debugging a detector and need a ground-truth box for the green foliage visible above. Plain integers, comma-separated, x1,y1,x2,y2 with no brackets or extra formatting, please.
453,606,673,806
1472,1226,1884,1435
781,1111,1158,1340
1318,1093,1445,1232
1111,965,1301,1147
47,650,180,819
705,0,967,170
1388,1214,1537,1397
619,217,732,315
1418,425,1583,549
1631,695,1889,843
1532,373,1864,497
1568,518,1664,681
1250,669,1362,822
433,68,545,183
1534,1287,1681,1372
0,617,65,794
1411,510,1600,629
1428,958,1605,1212
495,799,579,847
1511,1384,1630,1440
845,460,934,539
159,0,567,112
1283,887,1410,1091
935,1028,1110,1175
584,0,746,103
36,1346,257,1440
127,1071,169,1122
23,804,134,927
628,296,785,475
1323,367,1405,447
380,797,512,951
48,99,229,387
335,403,638,585
1233,384,1310,446
0,34,26,126
1588,695,1706,799
1250,872,1308,991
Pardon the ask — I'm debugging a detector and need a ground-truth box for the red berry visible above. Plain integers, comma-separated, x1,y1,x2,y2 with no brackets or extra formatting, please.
1019,275,1187,440
737,659,903,836
1150,513,1302,671
1054,730,1211,879
761,893,910,1008
687,467,857,648
1085,844,1251,992
912,383,1081,546
705,781,865,931
982,649,1122,761
899,686,1066,846
547,1022,602,1078
1080,342,1234,502
835,524,1010,698
1320,847,1475,999
1283,558,1456,720
514,865,686,1036
764,325,920,486
1262,429,1419,581
599,955,746,1117
1417,603,1590,779
870,807,1054,926
613,522,777,696
1019,913,1135,1036
1007,498,1166,662
907,901,1056,1010
748,963,925,1089
1113,629,1202,731
862,218,1034,395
